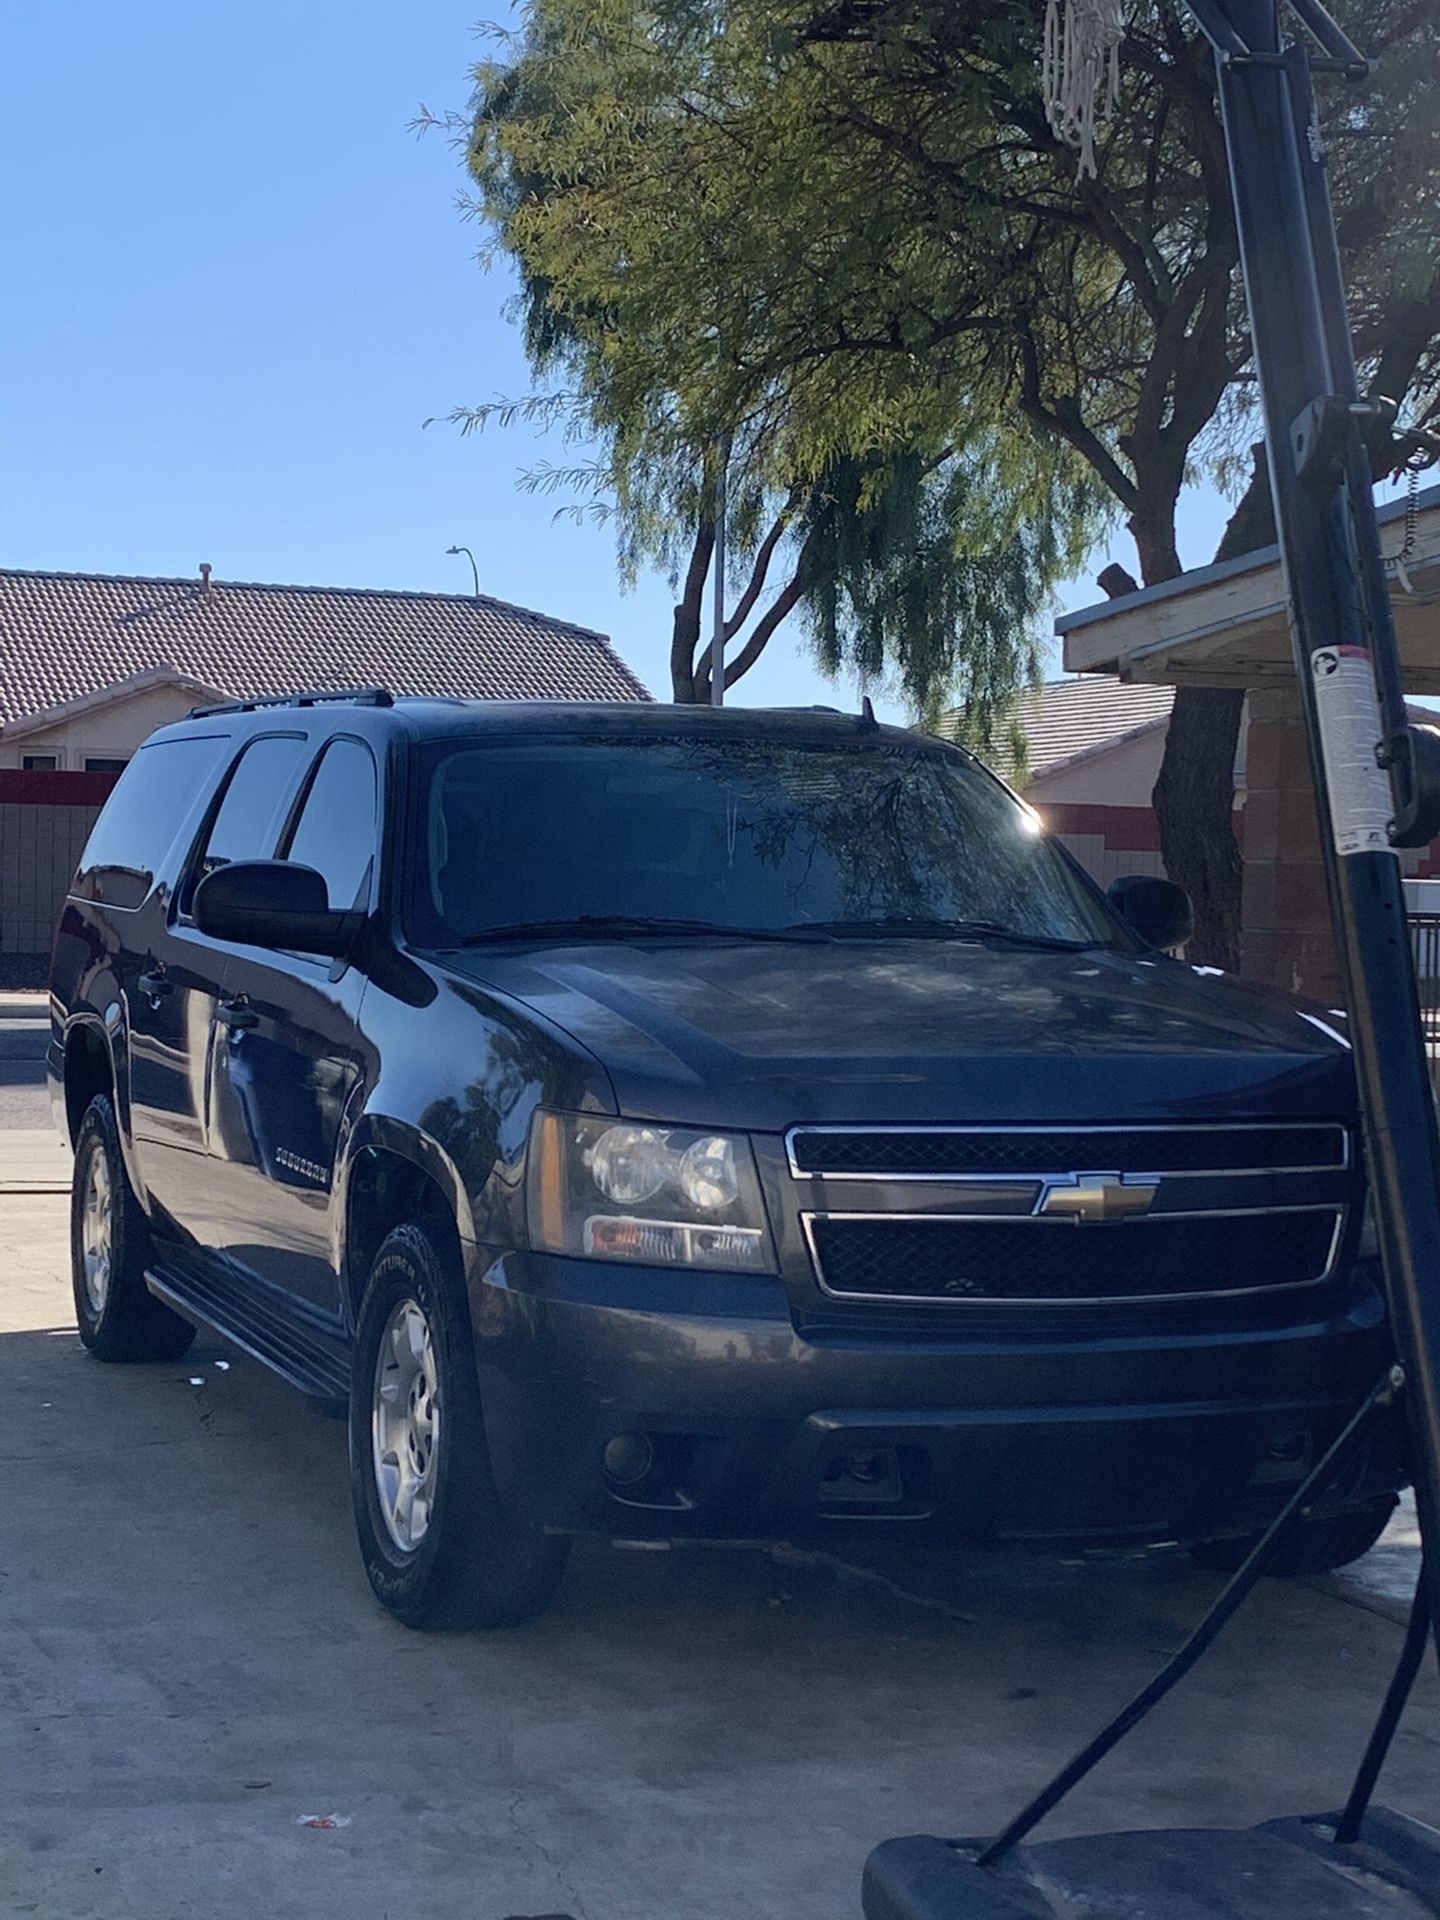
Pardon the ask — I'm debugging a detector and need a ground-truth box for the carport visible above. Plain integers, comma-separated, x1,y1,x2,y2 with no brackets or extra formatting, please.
1057,483,1440,999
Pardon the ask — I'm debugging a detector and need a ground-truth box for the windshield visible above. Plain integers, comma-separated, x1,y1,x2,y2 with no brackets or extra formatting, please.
408,733,1126,950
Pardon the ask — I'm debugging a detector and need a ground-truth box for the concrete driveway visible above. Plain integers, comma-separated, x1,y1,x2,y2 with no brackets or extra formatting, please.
1,1107,1436,1917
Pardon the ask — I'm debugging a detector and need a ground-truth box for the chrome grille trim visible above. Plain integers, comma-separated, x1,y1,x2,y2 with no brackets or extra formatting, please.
800,1206,1348,1306
785,1121,1352,1182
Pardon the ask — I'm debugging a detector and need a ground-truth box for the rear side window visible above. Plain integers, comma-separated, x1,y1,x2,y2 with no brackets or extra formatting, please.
73,736,229,909
181,734,308,913
282,739,379,911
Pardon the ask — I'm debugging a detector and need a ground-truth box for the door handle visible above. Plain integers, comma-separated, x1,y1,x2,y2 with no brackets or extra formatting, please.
217,997,258,1031
137,969,174,1001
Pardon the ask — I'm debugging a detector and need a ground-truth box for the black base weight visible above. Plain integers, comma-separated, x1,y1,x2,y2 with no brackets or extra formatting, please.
862,1810,1440,1920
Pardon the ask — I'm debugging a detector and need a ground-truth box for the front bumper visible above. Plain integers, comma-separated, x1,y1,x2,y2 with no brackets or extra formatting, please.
465,1247,1402,1548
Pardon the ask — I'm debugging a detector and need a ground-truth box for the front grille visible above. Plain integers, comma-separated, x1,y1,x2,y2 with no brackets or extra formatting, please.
806,1211,1340,1303
788,1125,1347,1178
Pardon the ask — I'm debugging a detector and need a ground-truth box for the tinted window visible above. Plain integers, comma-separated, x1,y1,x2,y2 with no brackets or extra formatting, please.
184,734,307,910
283,739,378,910
409,734,1122,949
74,736,229,910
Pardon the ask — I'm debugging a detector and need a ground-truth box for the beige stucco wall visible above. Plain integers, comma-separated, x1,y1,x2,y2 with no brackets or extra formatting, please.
1026,705,1251,807
1025,725,1170,806
0,683,206,768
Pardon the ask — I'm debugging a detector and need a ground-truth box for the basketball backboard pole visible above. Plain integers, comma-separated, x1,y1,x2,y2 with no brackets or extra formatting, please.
1180,0,1440,1667
862,2,1440,1910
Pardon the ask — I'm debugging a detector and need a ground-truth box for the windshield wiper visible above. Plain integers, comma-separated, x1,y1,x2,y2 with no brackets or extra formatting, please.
788,916,1105,952
456,914,833,947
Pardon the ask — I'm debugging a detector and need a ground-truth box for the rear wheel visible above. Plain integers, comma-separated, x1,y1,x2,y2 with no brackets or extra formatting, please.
349,1221,570,1629
1190,1494,1397,1577
71,1094,196,1363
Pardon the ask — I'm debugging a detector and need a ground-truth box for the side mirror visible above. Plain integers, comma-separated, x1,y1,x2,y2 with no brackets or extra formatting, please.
1107,874,1194,952
193,860,355,957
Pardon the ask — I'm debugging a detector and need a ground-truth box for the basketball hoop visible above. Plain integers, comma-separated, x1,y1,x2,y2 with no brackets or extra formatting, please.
1041,0,1126,178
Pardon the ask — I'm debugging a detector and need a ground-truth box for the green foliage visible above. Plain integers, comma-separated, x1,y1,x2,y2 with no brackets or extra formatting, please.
456,0,1439,709
457,0,1108,706
801,449,1098,740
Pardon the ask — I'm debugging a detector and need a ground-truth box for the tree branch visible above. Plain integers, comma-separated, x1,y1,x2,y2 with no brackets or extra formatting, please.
722,571,808,690
724,502,796,641
1016,327,1138,511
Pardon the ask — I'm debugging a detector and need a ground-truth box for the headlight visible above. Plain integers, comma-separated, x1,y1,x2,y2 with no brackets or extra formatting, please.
590,1124,670,1205
528,1111,775,1273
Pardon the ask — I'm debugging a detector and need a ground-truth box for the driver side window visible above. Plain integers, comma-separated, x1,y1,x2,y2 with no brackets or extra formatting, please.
281,738,379,912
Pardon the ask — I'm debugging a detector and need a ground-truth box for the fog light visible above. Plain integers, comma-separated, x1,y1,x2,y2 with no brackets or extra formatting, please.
820,1447,903,1506
603,1431,656,1487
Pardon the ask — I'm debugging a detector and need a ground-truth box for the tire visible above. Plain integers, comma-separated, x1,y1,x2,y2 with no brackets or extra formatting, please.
1190,1493,1397,1577
71,1093,196,1363
349,1221,570,1629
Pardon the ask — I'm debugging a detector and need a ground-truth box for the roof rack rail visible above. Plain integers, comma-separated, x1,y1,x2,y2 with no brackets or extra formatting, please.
189,686,395,719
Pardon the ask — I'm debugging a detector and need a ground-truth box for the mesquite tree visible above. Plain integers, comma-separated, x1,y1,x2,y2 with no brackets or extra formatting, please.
455,0,1439,956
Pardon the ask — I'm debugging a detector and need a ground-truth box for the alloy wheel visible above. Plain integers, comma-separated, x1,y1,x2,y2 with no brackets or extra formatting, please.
80,1146,113,1317
371,1298,442,1553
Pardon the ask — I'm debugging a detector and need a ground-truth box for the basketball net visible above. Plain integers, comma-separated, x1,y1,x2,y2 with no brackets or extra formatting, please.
1042,0,1126,179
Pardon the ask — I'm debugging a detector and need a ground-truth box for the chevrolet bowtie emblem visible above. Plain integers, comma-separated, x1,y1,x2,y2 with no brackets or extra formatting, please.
1037,1174,1160,1223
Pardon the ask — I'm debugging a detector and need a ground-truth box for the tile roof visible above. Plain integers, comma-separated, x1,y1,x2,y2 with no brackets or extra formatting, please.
0,567,649,728
956,675,1176,783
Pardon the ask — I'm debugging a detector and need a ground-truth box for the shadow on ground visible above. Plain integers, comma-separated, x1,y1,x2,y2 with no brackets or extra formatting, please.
0,1213,1434,1919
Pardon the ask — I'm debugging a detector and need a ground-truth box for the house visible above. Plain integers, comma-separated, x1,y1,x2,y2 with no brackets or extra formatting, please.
0,564,647,769
0,564,647,978
955,675,1244,892
971,668,1440,914
987,675,1193,806
1054,481,1440,996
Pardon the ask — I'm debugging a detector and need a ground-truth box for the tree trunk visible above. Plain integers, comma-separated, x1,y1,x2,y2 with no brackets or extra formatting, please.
1147,449,1275,969
1152,686,1247,970
670,515,715,701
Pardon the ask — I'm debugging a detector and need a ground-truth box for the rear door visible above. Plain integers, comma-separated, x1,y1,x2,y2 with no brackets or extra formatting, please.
129,732,309,1251
67,733,230,1245
203,735,380,1316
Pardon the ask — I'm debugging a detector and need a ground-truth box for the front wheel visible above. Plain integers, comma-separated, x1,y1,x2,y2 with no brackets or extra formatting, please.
348,1221,570,1629
1190,1494,1397,1577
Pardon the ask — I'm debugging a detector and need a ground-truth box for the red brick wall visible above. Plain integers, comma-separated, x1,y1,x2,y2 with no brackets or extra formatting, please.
1038,800,1245,893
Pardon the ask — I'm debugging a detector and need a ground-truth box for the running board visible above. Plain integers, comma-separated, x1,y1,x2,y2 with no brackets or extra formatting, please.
146,1262,352,1409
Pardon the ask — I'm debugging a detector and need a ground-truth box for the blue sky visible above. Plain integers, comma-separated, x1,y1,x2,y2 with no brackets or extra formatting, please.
4,1,1243,717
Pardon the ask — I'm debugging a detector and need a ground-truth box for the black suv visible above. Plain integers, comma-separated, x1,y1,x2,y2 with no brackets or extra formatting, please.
49,691,1400,1627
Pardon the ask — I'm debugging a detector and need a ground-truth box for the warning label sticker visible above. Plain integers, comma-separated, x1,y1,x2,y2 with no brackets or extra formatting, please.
1310,645,1391,856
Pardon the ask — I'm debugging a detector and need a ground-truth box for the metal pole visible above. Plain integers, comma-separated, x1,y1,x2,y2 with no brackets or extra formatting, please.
445,545,480,598
1207,0,1440,1654
710,448,727,706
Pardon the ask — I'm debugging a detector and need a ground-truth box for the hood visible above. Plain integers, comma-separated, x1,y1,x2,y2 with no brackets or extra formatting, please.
445,938,1356,1131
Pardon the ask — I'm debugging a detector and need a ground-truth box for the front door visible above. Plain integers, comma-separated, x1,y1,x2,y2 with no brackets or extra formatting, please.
131,731,311,1255
126,913,230,1254
203,736,380,1317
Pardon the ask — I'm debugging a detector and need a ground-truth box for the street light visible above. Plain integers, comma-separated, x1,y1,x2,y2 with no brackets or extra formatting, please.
445,544,480,598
